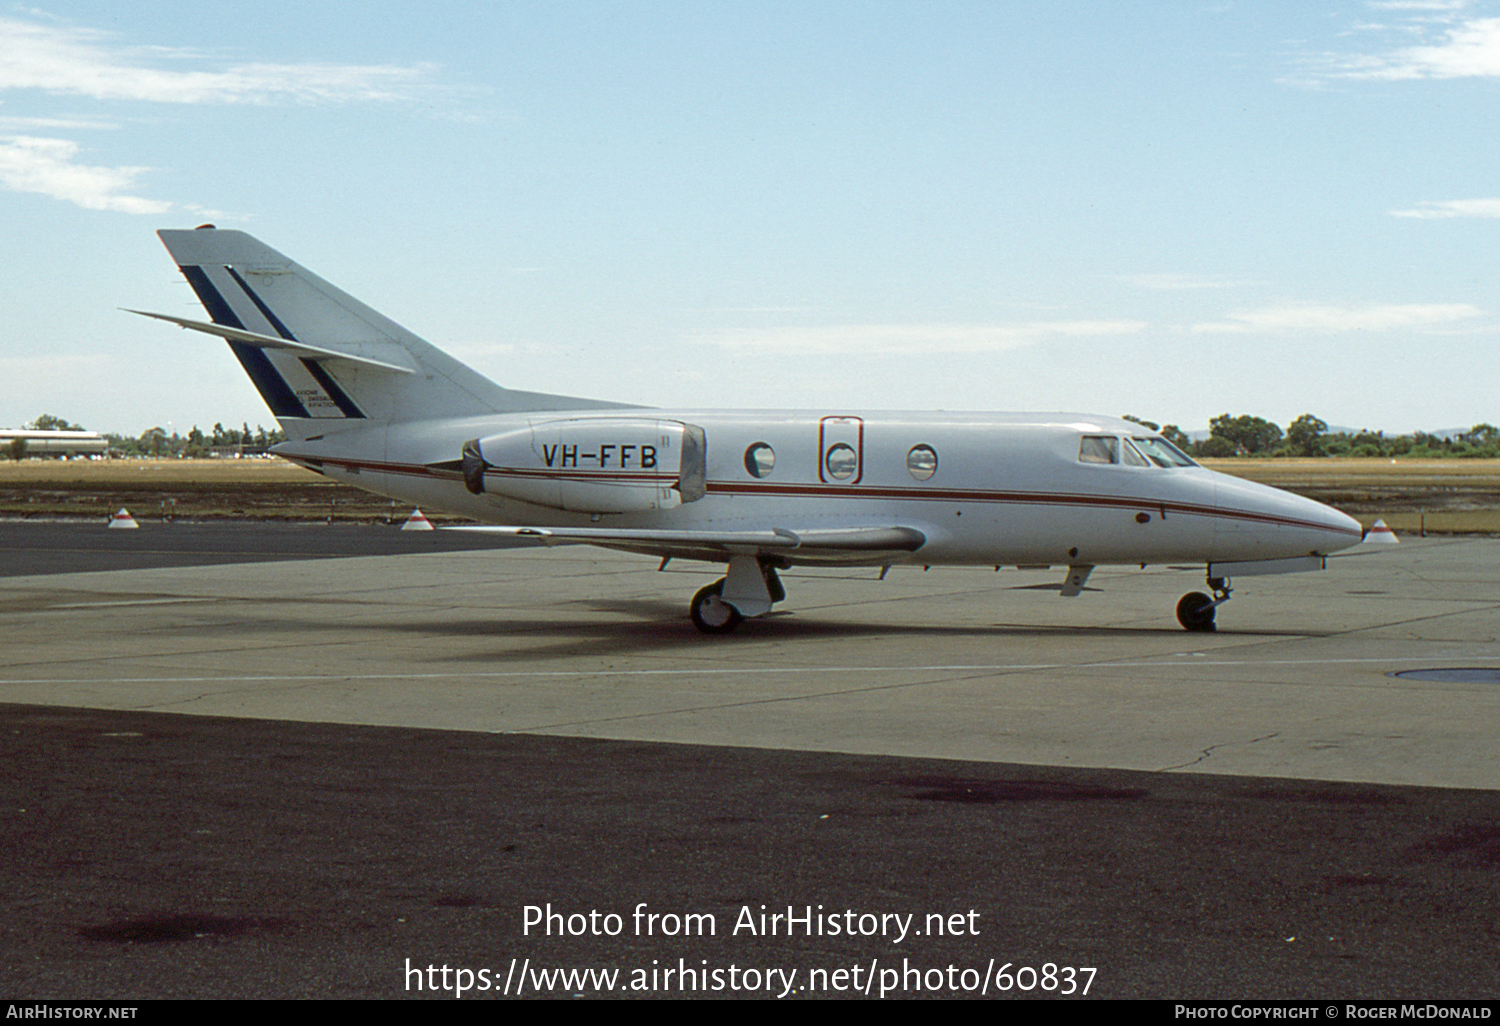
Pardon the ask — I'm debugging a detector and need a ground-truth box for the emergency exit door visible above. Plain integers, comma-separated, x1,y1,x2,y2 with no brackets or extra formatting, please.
818,416,864,484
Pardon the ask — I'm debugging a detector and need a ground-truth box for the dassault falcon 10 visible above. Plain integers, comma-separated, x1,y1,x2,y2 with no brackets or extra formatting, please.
131,227,1366,634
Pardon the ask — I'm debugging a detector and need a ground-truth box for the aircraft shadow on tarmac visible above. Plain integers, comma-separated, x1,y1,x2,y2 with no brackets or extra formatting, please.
343,600,1333,663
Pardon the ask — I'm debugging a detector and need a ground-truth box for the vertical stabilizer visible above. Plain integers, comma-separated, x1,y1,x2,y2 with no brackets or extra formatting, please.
156,228,630,440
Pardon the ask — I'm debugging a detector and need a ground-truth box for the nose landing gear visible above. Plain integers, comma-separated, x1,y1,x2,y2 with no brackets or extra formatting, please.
1177,576,1231,632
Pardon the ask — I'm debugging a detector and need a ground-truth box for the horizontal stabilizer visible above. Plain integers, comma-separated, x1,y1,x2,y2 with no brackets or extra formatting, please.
124,309,417,374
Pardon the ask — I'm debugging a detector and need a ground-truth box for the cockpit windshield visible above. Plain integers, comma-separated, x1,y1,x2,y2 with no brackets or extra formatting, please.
1078,434,1197,468
1131,436,1197,468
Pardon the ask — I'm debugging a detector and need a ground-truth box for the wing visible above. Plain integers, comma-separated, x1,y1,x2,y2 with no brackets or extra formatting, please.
451,524,928,565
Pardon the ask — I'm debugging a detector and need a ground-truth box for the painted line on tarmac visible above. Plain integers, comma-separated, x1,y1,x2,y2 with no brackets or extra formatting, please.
3,655,1499,688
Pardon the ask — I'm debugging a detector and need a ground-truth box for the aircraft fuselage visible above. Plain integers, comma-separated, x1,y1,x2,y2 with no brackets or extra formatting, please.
276,409,1362,570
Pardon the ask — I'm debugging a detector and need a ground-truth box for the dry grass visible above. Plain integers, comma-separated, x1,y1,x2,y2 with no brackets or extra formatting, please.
1200,457,1500,489
0,457,320,487
0,457,428,522
1364,510,1500,534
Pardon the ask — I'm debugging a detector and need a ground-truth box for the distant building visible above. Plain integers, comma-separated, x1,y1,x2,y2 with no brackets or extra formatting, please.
0,429,108,457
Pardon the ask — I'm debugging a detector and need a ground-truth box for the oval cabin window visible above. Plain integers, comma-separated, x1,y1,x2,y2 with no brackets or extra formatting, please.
744,442,776,478
825,443,858,480
907,444,938,480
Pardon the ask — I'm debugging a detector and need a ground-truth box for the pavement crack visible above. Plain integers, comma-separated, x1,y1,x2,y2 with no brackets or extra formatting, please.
1158,732,1280,772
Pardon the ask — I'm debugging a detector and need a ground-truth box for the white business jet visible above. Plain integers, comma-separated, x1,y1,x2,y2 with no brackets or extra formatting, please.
132,228,1365,634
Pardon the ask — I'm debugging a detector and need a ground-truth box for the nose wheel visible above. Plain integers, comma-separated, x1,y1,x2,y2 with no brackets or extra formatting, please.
1176,592,1216,632
1176,577,1231,632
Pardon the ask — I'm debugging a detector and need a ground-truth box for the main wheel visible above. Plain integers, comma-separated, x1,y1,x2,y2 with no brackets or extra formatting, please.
1176,591,1217,632
691,579,743,635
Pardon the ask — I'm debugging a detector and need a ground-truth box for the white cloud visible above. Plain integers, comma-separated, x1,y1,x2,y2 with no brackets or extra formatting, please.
0,114,120,131
0,18,441,105
1193,303,1482,333
1382,16,1500,77
1286,4,1500,84
699,320,1147,356
0,16,460,213
1391,198,1500,218
1322,14,1500,79
0,135,170,213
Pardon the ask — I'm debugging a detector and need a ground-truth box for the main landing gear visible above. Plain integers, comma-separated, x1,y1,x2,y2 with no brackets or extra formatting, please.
690,579,740,634
689,555,785,635
1176,576,1231,632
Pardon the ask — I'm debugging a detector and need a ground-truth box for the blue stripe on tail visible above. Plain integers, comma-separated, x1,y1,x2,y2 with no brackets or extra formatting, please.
179,265,311,420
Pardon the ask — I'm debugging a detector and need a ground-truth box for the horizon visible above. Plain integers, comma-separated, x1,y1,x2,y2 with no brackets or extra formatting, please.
2,415,1491,445
3,4,1498,435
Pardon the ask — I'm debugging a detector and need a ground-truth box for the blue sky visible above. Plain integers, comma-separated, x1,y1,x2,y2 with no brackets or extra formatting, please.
2,1,1499,436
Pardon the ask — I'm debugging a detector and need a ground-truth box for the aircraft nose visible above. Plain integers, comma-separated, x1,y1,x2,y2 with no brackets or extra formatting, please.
1309,500,1365,552
1263,488,1365,553
1276,491,1366,554
1211,472,1366,559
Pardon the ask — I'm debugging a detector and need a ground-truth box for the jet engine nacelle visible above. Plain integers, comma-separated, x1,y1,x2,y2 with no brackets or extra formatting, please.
462,418,706,514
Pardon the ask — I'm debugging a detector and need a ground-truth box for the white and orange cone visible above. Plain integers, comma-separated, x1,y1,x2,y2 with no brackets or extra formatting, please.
401,509,434,531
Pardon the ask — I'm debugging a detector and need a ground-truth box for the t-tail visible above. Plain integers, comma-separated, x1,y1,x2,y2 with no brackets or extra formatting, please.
132,227,628,443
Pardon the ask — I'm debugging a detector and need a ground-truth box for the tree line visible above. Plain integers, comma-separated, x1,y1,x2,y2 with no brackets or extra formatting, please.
4,414,285,459
1125,414,1500,459
10,411,1500,462
107,423,288,458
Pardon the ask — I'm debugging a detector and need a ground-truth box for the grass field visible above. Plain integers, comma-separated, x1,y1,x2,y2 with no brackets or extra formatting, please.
1198,457,1500,490
0,457,320,488
0,457,413,522
1198,458,1500,534
2,456,1498,532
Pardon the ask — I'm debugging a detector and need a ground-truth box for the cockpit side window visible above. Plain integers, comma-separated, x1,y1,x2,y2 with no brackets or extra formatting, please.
1078,435,1118,464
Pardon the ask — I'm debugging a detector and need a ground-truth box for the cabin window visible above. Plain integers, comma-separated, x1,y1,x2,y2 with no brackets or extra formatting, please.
907,444,938,480
744,442,776,478
1131,436,1197,468
1078,435,1117,464
825,443,858,480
